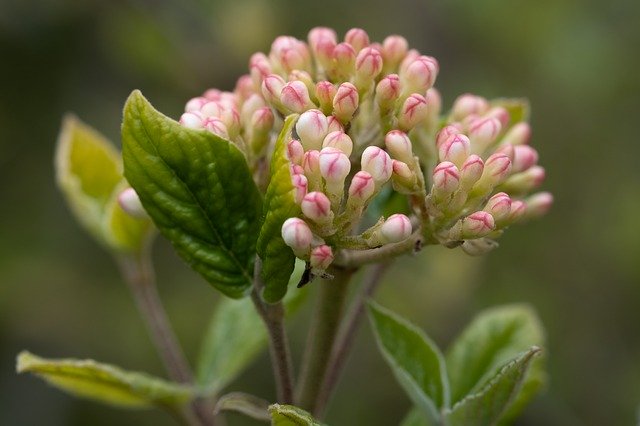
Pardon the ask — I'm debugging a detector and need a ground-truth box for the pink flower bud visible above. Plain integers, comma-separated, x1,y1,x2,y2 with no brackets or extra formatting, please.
185,97,207,112
270,36,310,73
249,52,272,88
302,150,321,190
425,88,442,127
289,70,315,95
508,200,527,223
290,164,304,175
355,46,383,85
401,55,439,94
459,154,484,189
380,214,412,243
482,153,512,185
348,171,376,202
240,94,266,125
118,188,147,219
180,112,204,129
524,192,553,219
203,88,222,101
511,145,539,173
319,147,351,183
287,139,305,165
432,161,460,195
501,122,531,145
500,166,545,194
310,245,334,270
391,160,417,193
468,116,502,154
250,106,274,132
451,211,496,240
308,27,337,70
451,94,489,121
203,117,229,139
296,109,329,151
398,93,429,131
486,106,510,127
234,74,254,103
301,191,333,224
281,218,313,255
345,28,370,52
483,192,512,222
316,81,337,114
436,124,463,148
322,131,353,156
438,134,471,167
382,35,409,71
281,80,315,113
200,101,223,118
332,82,359,124
261,74,286,106
291,173,308,204
399,49,420,74
375,74,401,112
361,146,393,184
384,130,414,164
326,115,344,133
331,42,357,80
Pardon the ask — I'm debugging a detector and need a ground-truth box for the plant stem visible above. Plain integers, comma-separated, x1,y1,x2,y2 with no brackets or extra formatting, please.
314,262,390,416
116,251,214,426
295,266,354,415
251,258,295,403
335,231,422,268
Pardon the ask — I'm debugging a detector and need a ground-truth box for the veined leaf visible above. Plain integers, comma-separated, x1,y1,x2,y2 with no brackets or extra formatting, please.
446,304,545,406
444,347,541,426
256,114,301,303
268,404,323,426
16,351,191,409
368,302,449,424
121,90,262,298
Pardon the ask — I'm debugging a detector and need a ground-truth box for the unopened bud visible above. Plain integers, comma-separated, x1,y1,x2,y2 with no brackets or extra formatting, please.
270,36,310,74
459,155,484,189
281,80,315,113
234,74,254,103
380,214,412,243
391,160,418,193
249,52,272,89
287,139,305,165
302,150,322,190
501,122,531,146
322,131,353,156
461,238,499,256
480,153,512,187
281,218,313,256
261,74,286,107
400,55,439,94
319,147,351,204
375,74,401,113
399,49,420,74
296,109,329,151
333,82,359,124
398,93,429,131
451,94,489,121
290,164,304,175
484,192,512,223
439,134,470,167
301,191,333,224
425,88,442,128
436,124,463,148
118,188,147,219
310,245,334,270
355,46,383,89
384,130,414,164
499,165,545,194
345,28,370,52
249,107,274,153
289,70,315,96
511,145,539,173
348,171,376,202
203,117,229,139
382,35,409,72
316,81,337,115
327,115,344,133
331,42,356,80
308,27,337,70
361,146,393,184
185,97,207,112
507,200,527,224
450,211,496,240
240,94,267,126
468,116,502,154
180,112,204,129
432,161,460,196
524,191,553,219
291,173,308,204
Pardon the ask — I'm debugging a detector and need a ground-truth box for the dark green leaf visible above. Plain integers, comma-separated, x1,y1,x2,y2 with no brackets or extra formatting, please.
121,90,263,298
268,404,323,425
16,351,191,409
256,114,301,302
445,347,541,426
446,304,545,405
368,302,449,424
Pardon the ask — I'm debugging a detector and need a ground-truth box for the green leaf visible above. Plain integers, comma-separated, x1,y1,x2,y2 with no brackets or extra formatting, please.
256,114,301,303
197,260,305,392
446,304,545,406
490,98,530,124
368,302,449,424
444,347,541,426
268,404,323,426
399,408,432,426
214,392,270,421
16,351,191,409
56,114,150,253
121,90,263,298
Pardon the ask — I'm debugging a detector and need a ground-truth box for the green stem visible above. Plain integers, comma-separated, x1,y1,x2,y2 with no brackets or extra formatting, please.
295,266,355,415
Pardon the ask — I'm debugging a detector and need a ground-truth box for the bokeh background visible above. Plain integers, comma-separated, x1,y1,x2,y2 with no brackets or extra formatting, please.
1,0,639,424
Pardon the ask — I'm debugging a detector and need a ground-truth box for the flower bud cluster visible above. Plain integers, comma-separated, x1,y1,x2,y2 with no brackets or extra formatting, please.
176,28,552,271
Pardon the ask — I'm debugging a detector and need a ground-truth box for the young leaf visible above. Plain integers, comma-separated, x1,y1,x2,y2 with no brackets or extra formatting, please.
16,351,191,409
256,114,301,303
490,98,530,124
214,392,270,421
56,115,151,253
196,260,306,393
268,403,323,426
446,304,545,405
444,347,541,426
121,90,263,298
368,302,449,424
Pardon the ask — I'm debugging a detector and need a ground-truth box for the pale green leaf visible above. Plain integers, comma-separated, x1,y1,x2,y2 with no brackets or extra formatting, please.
446,304,545,405
103,182,154,252
214,392,270,421
121,90,263,298
399,407,432,426
368,302,449,424
268,404,323,426
445,347,541,426
256,114,301,303
16,351,191,409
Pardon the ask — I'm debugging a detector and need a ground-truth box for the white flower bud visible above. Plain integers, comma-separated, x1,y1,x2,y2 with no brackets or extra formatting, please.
319,147,351,205
380,214,412,243
322,131,353,156
432,161,460,196
302,150,322,190
281,218,313,256
384,130,414,164
203,117,229,139
459,155,484,190
327,115,344,133
398,93,429,131
261,74,286,107
438,133,470,167
361,146,392,184
180,112,204,129
436,124,463,148
296,109,329,151
185,97,207,112
118,188,147,219
375,74,402,114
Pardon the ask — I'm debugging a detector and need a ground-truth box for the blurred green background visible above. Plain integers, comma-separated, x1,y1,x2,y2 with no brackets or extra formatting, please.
1,0,639,424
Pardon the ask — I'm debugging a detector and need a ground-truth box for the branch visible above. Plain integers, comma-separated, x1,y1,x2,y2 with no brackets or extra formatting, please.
335,231,423,268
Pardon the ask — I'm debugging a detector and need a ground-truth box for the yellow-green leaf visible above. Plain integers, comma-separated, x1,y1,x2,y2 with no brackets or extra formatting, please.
268,403,323,426
16,351,191,409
